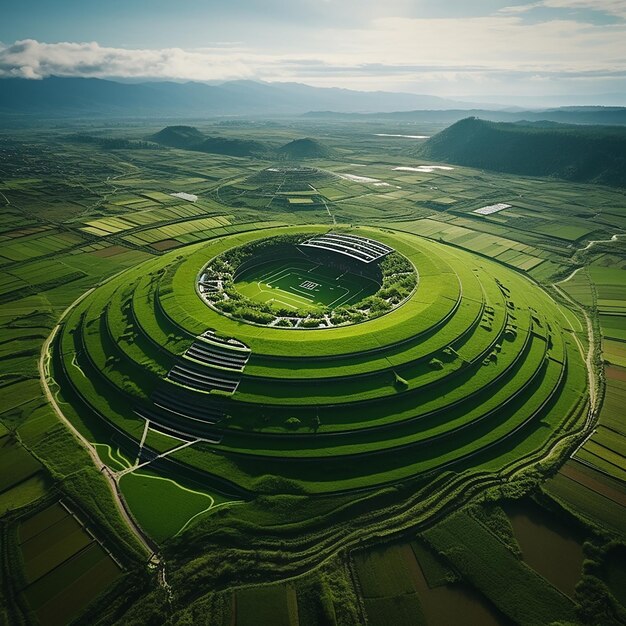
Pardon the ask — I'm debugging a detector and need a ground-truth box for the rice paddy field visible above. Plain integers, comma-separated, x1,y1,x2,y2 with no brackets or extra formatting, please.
16,502,123,626
0,119,624,626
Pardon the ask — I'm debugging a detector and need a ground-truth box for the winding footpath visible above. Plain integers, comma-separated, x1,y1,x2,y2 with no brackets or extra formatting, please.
560,233,626,284
38,288,172,592
550,232,626,456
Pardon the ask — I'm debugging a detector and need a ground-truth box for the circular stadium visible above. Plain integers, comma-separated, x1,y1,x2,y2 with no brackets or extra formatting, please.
53,225,587,496
197,232,417,328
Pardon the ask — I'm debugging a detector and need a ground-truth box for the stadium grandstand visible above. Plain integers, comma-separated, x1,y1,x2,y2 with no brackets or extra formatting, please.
298,232,393,264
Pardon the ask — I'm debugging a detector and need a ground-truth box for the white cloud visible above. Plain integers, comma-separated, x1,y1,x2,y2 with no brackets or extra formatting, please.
0,8,624,100
0,39,257,81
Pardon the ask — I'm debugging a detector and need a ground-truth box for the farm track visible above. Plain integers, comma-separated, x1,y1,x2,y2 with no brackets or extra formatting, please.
38,283,172,592
554,267,603,460
552,232,626,477
79,168,136,216
309,183,336,225
559,231,626,284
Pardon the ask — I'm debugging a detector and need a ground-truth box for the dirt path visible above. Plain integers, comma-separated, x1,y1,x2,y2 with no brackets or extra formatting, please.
38,289,160,566
309,184,336,225
553,269,602,461
554,272,598,412
580,233,624,252
560,233,626,285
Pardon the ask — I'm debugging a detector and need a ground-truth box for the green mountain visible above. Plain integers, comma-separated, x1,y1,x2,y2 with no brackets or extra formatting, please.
277,138,334,160
149,127,332,160
149,125,205,149
418,117,626,187
150,126,270,157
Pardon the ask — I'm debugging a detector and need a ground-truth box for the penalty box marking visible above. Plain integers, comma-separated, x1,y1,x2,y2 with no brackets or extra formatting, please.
254,263,360,306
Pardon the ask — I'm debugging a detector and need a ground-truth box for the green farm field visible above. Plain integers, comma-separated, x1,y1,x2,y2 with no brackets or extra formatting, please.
16,502,123,626
119,469,237,542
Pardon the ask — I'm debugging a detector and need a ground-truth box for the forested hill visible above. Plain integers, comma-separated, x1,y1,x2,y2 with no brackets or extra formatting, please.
418,118,626,187
277,138,334,159
149,126,332,159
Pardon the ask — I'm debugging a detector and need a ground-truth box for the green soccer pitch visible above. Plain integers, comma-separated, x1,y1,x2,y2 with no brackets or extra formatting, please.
233,259,379,311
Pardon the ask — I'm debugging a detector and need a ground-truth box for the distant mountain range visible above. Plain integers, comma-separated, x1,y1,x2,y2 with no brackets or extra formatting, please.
418,118,626,187
1,77,624,124
0,77,479,117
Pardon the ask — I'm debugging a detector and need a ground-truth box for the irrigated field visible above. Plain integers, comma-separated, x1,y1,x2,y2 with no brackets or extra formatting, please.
119,469,235,542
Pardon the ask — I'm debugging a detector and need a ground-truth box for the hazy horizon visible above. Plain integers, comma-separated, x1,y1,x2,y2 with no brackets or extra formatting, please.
2,0,626,106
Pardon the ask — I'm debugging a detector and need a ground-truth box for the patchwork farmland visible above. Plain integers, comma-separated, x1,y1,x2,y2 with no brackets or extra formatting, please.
0,120,624,626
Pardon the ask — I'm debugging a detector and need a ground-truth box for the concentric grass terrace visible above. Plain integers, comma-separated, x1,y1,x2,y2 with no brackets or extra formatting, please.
53,224,588,495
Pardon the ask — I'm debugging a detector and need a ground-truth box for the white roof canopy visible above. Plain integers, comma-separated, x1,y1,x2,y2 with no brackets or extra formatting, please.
299,232,393,264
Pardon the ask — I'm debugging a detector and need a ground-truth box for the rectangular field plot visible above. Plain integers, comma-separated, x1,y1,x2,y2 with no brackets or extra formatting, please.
545,469,626,536
423,511,577,625
0,418,50,516
287,197,315,204
0,473,50,516
17,502,123,626
26,543,122,626
234,259,378,310
354,540,507,626
0,436,43,493
19,507,94,582
236,584,298,626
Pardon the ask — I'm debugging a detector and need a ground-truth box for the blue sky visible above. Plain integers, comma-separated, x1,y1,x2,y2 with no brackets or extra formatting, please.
1,0,625,101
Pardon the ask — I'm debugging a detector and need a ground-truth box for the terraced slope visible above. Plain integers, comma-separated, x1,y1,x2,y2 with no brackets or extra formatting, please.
54,225,588,494
215,167,340,212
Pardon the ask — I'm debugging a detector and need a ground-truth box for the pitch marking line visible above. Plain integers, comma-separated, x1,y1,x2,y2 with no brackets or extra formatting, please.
256,287,312,306
269,298,299,310
328,286,360,308
289,285,318,299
